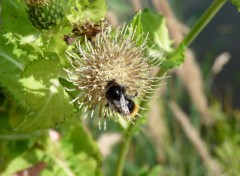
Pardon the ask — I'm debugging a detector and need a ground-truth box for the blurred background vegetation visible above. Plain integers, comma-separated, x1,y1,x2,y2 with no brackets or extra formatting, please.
1,0,240,176
103,0,240,175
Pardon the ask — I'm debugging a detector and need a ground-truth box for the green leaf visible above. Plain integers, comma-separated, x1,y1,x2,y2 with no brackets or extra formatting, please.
0,36,28,108
1,149,45,176
131,9,185,69
39,121,102,176
0,0,43,108
40,152,99,176
0,0,70,108
58,77,80,102
161,44,186,69
230,0,240,11
147,165,162,176
66,0,107,23
59,120,102,176
61,120,101,162
130,11,144,46
1,0,37,35
16,59,75,132
140,9,173,52
42,33,68,66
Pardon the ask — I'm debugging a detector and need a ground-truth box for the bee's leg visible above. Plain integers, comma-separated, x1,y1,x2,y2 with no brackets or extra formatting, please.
134,91,138,97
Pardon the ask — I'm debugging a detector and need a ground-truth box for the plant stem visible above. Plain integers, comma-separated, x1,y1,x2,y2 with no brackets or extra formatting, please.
114,123,135,176
113,0,227,175
180,0,227,47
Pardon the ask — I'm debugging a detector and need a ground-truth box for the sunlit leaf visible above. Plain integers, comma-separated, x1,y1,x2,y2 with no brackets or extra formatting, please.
131,9,185,69
59,121,102,176
1,149,45,176
1,0,37,34
16,59,75,132
66,0,107,23
0,36,28,108
140,9,173,52
161,44,185,68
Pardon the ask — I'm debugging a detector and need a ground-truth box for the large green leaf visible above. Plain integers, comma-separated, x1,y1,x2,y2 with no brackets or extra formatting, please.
0,36,29,108
0,0,37,34
16,59,75,132
0,0,41,108
1,149,45,176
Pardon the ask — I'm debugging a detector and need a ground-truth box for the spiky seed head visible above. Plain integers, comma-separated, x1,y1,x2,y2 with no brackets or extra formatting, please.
65,24,164,122
26,0,64,30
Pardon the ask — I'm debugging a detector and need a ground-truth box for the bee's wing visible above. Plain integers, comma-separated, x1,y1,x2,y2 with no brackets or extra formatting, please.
112,95,130,116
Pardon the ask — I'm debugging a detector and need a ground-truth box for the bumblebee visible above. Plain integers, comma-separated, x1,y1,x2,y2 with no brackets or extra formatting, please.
105,80,138,119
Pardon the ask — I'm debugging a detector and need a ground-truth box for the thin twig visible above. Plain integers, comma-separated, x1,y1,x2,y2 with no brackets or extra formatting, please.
106,10,119,26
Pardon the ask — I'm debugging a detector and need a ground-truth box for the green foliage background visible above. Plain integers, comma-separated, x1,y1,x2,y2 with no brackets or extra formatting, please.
0,0,240,176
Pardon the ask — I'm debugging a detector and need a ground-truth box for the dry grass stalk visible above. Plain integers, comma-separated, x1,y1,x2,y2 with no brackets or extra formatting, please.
147,89,168,162
97,133,122,158
169,100,223,176
106,10,119,26
131,0,142,12
177,50,214,125
211,52,231,75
